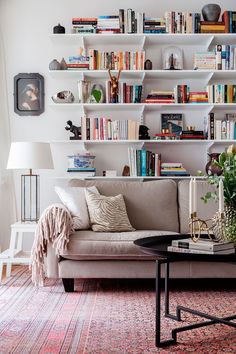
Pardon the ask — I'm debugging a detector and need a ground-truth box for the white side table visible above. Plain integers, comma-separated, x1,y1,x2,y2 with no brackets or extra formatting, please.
0,221,37,282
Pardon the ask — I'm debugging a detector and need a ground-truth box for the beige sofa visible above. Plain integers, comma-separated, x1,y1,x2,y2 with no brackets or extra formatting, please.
45,180,236,292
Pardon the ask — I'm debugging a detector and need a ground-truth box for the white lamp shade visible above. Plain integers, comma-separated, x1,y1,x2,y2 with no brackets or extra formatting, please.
7,142,54,170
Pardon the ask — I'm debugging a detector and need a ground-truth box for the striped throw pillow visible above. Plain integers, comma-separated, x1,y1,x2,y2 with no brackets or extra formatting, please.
85,189,135,232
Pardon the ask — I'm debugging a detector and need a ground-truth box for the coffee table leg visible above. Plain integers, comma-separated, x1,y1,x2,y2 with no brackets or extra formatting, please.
155,260,176,347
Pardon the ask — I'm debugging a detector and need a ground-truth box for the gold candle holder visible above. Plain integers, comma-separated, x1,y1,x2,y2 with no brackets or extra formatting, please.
189,212,213,242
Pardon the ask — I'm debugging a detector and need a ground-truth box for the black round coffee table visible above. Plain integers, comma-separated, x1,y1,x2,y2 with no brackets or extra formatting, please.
134,234,236,348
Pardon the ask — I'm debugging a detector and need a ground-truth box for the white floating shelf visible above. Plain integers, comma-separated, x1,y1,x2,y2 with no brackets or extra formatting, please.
54,175,207,180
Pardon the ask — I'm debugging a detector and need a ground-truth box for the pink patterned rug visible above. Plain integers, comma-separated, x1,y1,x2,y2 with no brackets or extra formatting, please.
0,266,235,353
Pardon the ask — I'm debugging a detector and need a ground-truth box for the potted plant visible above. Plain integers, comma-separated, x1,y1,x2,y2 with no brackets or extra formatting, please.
202,145,236,245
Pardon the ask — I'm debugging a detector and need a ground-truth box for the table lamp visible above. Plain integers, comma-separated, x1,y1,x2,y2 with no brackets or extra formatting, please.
7,142,54,222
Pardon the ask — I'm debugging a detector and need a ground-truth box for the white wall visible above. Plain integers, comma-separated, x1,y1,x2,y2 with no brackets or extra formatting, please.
0,0,234,249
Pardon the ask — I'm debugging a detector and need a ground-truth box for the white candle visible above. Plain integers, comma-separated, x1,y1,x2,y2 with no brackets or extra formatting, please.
193,178,197,214
189,178,193,216
219,178,224,213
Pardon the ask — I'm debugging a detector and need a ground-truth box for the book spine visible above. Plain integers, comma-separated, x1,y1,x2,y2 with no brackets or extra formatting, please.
141,150,147,176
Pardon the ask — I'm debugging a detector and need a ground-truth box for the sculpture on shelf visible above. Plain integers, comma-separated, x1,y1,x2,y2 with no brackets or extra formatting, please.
144,59,153,70
122,165,130,176
53,23,65,34
88,84,105,103
139,125,150,140
52,90,75,103
108,68,121,103
60,57,67,70
162,46,183,70
49,59,61,71
65,120,81,140
202,4,221,22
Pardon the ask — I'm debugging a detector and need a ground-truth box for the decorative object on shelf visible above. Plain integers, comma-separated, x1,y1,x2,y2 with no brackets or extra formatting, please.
14,73,44,116
202,4,221,22
205,153,222,176
187,126,195,131
78,80,91,103
52,90,75,104
103,170,117,177
67,152,96,176
65,120,81,140
7,142,54,222
53,23,65,34
139,125,150,140
60,57,67,70
122,165,130,177
162,46,183,70
49,59,61,70
144,59,152,70
108,69,121,103
88,84,105,103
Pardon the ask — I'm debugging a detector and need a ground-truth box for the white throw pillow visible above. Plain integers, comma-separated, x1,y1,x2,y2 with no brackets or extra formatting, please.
55,186,99,230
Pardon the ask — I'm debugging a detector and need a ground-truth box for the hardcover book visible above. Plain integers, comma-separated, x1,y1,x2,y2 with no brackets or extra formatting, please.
161,114,183,137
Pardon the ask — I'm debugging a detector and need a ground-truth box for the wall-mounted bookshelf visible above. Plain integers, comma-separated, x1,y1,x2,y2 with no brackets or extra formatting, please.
49,29,236,179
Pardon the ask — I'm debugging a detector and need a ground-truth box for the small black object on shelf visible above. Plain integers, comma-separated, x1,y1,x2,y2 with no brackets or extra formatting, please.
65,120,81,140
139,125,150,140
144,59,152,70
53,23,65,34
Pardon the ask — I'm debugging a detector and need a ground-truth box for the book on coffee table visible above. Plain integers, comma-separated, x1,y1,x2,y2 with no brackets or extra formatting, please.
171,238,234,252
167,245,235,255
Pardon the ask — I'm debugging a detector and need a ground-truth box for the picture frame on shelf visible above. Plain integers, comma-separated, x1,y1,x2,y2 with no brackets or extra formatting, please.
14,73,45,116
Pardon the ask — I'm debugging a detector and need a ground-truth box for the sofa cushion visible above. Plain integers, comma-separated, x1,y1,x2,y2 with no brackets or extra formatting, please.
85,189,135,232
69,180,179,232
178,180,218,234
60,230,178,260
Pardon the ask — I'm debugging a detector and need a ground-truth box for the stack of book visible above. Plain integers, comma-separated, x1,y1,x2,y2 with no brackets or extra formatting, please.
80,117,139,140
222,11,236,33
180,130,205,140
67,56,90,70
106,82,142,103
207,84,236,103
164,12,201,33
168,238,235,255
67,154,96,176
119,9,144,33
97,15,120,34
143,17,166,33
194,52,216,70
208,112,236,140
160,162,189,176
189,91,208,103
145,90,175,104
174,85,190,103
215,45,236,70
71,18,97,33
200,21,225,33
128,148,161,177
88,49,145,70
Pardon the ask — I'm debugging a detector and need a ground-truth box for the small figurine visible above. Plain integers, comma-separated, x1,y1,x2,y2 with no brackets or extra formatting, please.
144,59,153,70
122,165,130,176
108,68,121,103
65,120,81,140
139,125,150,140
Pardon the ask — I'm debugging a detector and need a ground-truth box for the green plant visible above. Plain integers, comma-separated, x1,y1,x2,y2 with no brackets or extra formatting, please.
202,145,236,207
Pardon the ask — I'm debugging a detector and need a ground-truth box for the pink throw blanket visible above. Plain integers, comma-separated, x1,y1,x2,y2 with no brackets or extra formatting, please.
31,204,74,286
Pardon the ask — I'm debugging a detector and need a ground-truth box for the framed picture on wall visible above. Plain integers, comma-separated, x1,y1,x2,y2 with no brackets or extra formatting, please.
14,73,44,116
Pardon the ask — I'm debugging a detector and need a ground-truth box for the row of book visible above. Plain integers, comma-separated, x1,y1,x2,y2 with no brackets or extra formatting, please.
168,238,235,255
207,84,236,103
165,12,201,33
145,87,208,104
70,9,236,35
67,55,90,70
194,45,236,70
128,148,161,177
208,112,236,140
106,82,142,104
88,49,145,70
160,162,189,176
80,117,140,141
145,90,175,104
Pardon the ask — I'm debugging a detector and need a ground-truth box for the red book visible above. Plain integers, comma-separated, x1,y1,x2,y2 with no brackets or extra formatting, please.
72,18,97,22
222,11,229,33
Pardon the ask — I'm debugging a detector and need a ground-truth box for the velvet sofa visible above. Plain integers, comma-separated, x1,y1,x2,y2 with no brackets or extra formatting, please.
45,180,236,292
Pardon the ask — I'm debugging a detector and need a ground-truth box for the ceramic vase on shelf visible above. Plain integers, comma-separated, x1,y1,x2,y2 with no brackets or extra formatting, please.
205,153,222,176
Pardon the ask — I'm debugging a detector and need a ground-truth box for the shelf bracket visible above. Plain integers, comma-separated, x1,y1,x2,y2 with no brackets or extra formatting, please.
140,105,145,125
140,35,146,50
206,35,214,49
141,71,146,84
205,72,214,85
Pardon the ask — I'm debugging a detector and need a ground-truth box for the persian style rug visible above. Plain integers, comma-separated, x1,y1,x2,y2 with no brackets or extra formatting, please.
0,266,235,353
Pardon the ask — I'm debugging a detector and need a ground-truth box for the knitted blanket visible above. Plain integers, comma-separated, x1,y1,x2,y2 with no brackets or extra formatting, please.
31,204,74,286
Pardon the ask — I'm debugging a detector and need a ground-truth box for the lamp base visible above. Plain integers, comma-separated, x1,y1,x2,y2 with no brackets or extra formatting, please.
21,174,40,222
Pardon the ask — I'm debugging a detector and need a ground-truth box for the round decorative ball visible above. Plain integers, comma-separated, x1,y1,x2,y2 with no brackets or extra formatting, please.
202,4,221,22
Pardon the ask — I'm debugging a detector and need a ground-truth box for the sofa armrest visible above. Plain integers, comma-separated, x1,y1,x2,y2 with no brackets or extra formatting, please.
45,243,59,278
